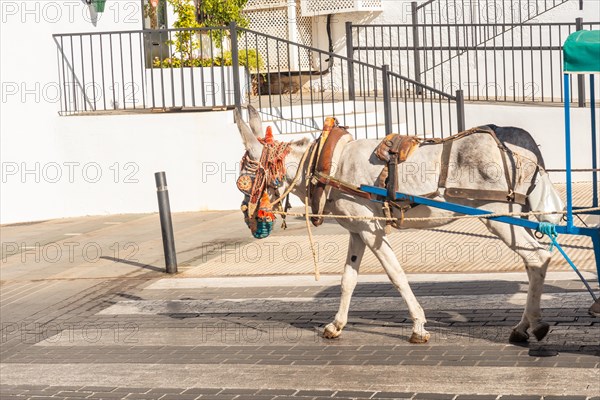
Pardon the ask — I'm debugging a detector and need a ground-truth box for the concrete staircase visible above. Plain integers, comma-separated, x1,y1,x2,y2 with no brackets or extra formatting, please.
244,100,407,141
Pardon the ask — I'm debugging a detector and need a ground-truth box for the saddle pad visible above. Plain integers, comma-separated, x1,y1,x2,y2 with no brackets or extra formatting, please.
375,134,420,163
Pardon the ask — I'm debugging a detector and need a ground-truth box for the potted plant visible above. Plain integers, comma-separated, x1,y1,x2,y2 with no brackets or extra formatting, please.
146,0,262,109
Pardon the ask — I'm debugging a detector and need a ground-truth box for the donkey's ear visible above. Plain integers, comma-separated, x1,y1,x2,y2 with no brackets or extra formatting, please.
235,108,262,159
248,105,264,138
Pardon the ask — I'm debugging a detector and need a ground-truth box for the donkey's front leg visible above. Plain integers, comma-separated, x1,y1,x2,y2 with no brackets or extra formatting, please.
361,232,430,343
324,233,366,339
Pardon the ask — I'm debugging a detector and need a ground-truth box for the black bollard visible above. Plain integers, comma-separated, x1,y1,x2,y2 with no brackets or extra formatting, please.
155,172,177,274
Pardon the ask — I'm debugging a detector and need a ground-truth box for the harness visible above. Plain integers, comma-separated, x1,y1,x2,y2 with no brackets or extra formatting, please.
237,121,533,238
237,126,290,238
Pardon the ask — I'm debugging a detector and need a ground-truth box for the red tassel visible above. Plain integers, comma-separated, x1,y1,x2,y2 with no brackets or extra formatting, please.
264,126,274,144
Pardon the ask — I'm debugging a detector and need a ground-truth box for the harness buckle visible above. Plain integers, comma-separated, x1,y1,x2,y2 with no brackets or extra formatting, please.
507,189,515,202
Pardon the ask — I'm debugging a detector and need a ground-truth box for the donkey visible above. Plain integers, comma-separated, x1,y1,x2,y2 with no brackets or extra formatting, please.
235,106,561,344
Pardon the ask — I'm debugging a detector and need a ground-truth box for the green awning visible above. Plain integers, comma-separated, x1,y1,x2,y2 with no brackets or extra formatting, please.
563,30,600,74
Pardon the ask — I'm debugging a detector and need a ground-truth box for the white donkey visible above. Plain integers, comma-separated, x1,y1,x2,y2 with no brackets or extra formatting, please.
235,106,561,344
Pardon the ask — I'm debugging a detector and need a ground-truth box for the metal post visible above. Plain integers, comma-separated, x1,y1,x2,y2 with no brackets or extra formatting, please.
564,74,574,231
576,18,585,108
155,172,178,274
579,0,584,10
345,21,356,101
381,65,393,135
455,89,465,133
411,2,423,94
230,21,242,112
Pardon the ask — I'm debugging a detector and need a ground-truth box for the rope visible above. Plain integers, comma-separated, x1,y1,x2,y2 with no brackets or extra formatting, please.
273,206,600,223
303,142,321,281
537,222,598,302
270,143,312,207
537,222,558,252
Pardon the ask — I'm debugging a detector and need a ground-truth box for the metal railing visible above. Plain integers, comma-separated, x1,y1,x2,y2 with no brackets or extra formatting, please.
236,26,463,139
349,19,600,104
411,0,572,81
54,24,464,139
414,0,572,25
54,26,241,114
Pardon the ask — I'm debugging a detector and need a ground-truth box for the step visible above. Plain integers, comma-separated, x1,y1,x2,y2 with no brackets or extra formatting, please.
275,122,408,142
263,110,388,135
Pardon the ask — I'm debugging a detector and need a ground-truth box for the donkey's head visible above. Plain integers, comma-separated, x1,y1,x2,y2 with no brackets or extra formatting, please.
235,106,293,239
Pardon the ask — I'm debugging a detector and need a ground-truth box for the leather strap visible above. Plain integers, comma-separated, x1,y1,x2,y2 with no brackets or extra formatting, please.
437,140,453,188
444,187,527,205
313,171,374,200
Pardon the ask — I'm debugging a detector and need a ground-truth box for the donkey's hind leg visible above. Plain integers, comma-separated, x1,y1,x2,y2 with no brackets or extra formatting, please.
482,218,552,343
323,233,366,339
360,231,430,344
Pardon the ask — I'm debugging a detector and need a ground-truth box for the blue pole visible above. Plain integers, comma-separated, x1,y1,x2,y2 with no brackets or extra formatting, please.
564,73,574,231
593,232,600,287
591,74,598,208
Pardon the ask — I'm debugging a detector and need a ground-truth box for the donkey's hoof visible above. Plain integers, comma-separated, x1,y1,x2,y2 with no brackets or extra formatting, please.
509,329,529,343
409,331,431,344
588,299,600,317
532,322,550,341
323,323,342,339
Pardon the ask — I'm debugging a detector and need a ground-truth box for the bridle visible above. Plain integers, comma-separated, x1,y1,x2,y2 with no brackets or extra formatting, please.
237,127,291,238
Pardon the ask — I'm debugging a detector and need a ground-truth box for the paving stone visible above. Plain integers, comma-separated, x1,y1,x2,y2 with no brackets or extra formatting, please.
121,394,164,400
333,391,376,398
256,389,297,395
413,394,456,399
159,394,201,400
87,393,127,399
182,389,223,395
219,389,259,395
454,396,498,400
81,387,117,393
296,390,336,397
56,391,92,398
372,392,414,399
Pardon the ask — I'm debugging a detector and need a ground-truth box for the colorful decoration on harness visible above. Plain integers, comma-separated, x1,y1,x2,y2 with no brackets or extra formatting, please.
236,174,254,195
254,192,276,239
263,126,274,144
238,129,291,240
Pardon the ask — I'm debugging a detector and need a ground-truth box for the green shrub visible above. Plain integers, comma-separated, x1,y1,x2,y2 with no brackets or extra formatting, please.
152,49,263,71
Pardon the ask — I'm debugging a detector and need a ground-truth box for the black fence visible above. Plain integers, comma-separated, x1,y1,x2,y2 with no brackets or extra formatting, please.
414,0,572,25
53,26,242,114
237,26,463,139
350,18,600,104
54,24,464,139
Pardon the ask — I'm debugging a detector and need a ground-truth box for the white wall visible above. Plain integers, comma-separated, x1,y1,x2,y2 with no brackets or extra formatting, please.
1,111,246,224
0,1,246,224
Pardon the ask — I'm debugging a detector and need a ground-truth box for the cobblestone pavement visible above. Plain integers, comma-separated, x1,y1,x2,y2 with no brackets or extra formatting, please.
1,210,599,399
1,272,599,399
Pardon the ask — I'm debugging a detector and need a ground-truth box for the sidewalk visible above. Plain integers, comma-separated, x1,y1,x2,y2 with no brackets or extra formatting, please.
2,184,598,282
